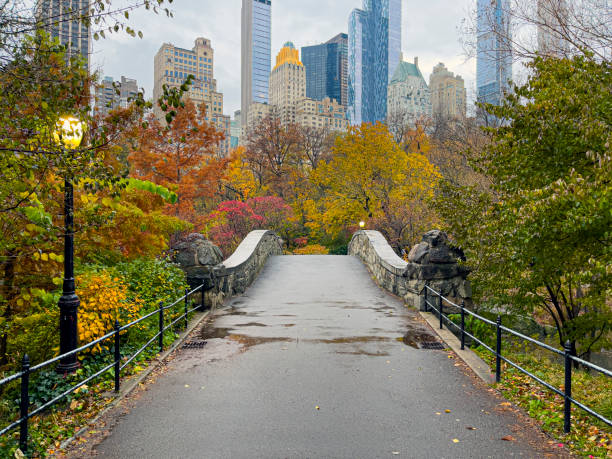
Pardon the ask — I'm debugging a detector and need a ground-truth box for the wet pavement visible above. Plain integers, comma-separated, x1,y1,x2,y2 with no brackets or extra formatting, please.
94,256,558,458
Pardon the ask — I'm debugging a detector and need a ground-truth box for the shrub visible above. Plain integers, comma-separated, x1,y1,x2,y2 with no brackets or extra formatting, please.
76,271,142,353
293,244,329,255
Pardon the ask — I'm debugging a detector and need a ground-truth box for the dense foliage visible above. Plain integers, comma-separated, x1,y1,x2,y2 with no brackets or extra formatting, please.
434,55,611,356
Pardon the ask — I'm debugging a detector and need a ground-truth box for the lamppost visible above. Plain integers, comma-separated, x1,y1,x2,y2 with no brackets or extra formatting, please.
53,116,85,374
359,221,366,229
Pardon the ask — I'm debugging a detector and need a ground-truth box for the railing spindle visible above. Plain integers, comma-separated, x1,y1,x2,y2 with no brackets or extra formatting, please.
114,320,121,393
159,301,164,352
460,301,466,350
496,316,502,383
184,288,189,330
564,340,573,433
439,294,443,330
19,354,30,454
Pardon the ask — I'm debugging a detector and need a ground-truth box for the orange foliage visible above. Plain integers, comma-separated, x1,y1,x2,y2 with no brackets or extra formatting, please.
129,100,228,222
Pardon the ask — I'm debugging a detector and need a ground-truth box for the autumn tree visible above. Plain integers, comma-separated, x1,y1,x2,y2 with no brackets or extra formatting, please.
435,55,611,357
310,123,440,251
244,114,300,197
129,100,227,222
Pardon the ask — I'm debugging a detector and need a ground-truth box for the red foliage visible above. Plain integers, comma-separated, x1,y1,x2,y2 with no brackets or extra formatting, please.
206,196,293,256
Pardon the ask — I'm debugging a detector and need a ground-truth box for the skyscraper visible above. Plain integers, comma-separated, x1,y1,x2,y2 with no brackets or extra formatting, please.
241,0,272,128
94,76,139,118
269,42,306,126
153,38,231,155
301,33,348,107
37,0,92,69
348,0,402,125
537,0,568,56
387,56,431,123
429,63,466,119
476,0,512,106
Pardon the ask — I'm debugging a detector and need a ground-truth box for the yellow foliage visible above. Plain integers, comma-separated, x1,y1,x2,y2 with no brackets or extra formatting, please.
76,271,143,353
293,244,329,255
223,147,261,200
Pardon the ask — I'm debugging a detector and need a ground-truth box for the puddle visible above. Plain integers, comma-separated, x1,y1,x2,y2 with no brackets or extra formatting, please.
397,327,439,349
200,327,232,340
227,334,291,348
310,336,391,344
239,322,267,327
336,350,390,357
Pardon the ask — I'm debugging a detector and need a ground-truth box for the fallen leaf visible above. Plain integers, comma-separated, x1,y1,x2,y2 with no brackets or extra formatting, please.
445,409,451,413
500,402,511,407
392,452,400,456
466,426,477,430
70,400,79,411
435,412,441,415
14,449,25,459
184,384,190,388
452,439,459,443
315,405,320,410
501,435,515,441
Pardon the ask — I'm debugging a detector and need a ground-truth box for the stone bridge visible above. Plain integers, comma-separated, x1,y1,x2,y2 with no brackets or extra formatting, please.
86,230,559,458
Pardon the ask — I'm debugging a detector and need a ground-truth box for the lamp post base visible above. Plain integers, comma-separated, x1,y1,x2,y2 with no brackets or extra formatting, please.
56,292,80,374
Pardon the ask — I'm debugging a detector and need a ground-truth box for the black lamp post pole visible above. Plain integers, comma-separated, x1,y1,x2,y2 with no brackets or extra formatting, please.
57,176,79,373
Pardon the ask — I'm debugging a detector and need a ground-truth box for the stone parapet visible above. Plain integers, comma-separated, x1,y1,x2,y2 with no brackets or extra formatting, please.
348,230,471,310
217,230,284,296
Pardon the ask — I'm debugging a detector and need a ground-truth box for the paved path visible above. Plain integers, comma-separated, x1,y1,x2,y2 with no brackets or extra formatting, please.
94,256,555,459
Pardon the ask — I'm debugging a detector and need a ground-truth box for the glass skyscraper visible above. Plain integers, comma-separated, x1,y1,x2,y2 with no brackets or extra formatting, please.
476,0,512,106
348,0,402,125
241,0,272,124
37,0,92,69
301,33,348,106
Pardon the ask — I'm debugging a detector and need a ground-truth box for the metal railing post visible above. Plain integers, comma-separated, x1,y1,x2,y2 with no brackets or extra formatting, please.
460,301,466,350
114,320,121,393
19,354,30,454
495,316,502,383
184,288,189,330
564,340,573,433
200,284,206,311
159,301,164,352
424,286,428,313
438,294,443,329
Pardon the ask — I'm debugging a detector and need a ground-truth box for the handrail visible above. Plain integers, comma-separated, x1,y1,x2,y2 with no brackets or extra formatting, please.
424,285,611,433
0,282,210,454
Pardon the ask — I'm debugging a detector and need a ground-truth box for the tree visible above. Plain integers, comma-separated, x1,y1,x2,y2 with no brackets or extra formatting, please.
129,100,227,222
435,55,611,357
297,125,334,169
310,123,440,251
244,115,300,197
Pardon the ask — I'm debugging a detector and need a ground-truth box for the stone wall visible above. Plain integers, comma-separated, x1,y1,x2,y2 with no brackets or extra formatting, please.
216,230,284,296
348,230,471,310
174,230,283,308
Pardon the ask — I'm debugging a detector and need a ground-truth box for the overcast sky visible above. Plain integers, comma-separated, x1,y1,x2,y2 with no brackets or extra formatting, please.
91,0,476,117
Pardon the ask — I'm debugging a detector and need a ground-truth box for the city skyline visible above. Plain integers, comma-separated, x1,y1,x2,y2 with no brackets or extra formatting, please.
92,0,476,118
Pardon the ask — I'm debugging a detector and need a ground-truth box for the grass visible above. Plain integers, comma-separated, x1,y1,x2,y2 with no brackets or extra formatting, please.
475,345,612,457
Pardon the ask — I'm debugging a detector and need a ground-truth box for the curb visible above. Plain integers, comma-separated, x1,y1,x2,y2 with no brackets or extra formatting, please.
58,308,213,452
420,311,495,384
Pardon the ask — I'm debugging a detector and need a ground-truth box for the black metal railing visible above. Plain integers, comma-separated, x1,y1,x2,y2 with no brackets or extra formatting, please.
424,285,612,434
0,283,210,454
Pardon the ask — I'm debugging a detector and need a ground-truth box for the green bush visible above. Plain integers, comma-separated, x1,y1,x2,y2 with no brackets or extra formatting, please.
112,257,188,312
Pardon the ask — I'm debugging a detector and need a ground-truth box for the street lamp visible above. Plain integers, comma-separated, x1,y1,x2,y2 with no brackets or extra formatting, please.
359,221,365,229
54,115,85,374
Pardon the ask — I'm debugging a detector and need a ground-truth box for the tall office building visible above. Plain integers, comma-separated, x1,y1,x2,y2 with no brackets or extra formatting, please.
386,56,431,123
301,33,348,107
537,0,568,56
429,63,466,119
241,0,272,128
348,0,402,125
269,42,306,126
476,0,512,106
94,76,139,118
230,110,242,149
36,0,92,69
153,38,231,155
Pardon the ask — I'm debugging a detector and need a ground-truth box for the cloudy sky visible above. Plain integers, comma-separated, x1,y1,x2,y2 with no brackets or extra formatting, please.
92,0,477,116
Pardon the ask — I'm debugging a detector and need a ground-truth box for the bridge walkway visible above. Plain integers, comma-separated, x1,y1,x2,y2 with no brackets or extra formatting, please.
93,255,558,458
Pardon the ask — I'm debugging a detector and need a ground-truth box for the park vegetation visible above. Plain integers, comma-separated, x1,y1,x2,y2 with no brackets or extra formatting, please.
0,0,610,456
